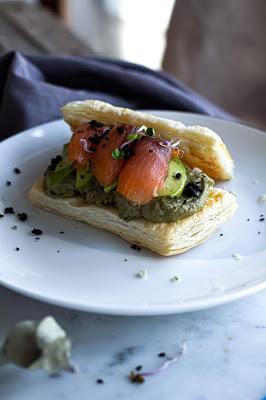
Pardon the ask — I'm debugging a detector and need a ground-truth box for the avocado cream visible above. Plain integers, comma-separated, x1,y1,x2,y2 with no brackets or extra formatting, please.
43,157,214,222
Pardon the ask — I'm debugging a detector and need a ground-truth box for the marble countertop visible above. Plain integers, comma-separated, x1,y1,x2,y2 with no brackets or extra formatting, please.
1,286,266,400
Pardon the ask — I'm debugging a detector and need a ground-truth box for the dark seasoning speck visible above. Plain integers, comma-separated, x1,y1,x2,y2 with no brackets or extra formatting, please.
14,168,21,174
4,207,14,214
31,228,43,235
17,212,28,222
131,244,141,251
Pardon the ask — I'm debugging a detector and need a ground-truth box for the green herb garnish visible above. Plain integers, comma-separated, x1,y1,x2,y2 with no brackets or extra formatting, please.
146,127,155,136
127,133,142,141
171,275,179,282
104,180,118,193
112,148,124,159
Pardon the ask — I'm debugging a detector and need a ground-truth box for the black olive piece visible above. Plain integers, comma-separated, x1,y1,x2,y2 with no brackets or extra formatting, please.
183,182,202,198
17,212,28,221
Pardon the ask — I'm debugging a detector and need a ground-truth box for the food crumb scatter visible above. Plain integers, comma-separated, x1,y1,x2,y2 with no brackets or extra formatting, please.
232,253,243,261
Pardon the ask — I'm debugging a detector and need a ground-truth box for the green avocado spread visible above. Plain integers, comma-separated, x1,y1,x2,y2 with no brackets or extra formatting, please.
44,153,214,223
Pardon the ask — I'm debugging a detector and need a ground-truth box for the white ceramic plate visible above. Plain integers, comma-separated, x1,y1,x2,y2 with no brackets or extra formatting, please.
0,112,265,315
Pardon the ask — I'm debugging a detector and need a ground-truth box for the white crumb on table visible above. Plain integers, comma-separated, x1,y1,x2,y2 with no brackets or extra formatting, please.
212,283,225,292
257,194,266,204
232,253,244,261
136,269,148,280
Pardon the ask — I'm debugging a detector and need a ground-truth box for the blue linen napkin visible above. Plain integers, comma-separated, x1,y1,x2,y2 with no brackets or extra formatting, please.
0,51,232,140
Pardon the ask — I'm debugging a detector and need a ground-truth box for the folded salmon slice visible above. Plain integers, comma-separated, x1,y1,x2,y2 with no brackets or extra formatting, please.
68,126,97,166
116,138,172,205
91,126,129,187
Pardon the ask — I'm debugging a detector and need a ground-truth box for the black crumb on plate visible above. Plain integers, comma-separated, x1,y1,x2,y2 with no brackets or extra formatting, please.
15,247,19,251
259,217,265,222
31,228,43,235
96,379,104,384
14,168,21,174
4,207,14,214
158,352,166,357
135,365,143,371
59,231,64,234
17,212,28,221
131,244,141,251
0,214,3,218
220,233,223,237
11,225,17,230
6,181,11,186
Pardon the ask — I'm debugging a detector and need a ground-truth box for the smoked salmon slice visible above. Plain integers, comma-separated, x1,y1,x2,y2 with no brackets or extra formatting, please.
68,126,96,167
91,126,129,187
116,138,172,205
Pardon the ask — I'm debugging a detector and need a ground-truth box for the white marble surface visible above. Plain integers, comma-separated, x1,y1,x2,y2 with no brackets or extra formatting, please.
0,287,266,400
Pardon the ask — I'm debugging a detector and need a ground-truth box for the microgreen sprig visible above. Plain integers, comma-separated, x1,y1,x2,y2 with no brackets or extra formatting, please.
112,148,125,159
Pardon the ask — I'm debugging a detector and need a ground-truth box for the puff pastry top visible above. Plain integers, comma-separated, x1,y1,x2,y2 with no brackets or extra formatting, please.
61,100,234,180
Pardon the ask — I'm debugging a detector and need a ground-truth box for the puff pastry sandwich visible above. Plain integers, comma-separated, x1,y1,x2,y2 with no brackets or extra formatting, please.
29,100,237,256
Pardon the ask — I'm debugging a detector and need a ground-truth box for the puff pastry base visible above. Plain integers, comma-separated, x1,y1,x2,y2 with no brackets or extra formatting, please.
28,178,238,256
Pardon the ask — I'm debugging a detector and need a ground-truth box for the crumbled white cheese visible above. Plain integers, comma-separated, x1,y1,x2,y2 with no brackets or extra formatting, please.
136,269,148,280
192,167,202,174
253,179,259,184
232,253,244,261
171,275,180,283
258,194,266,204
